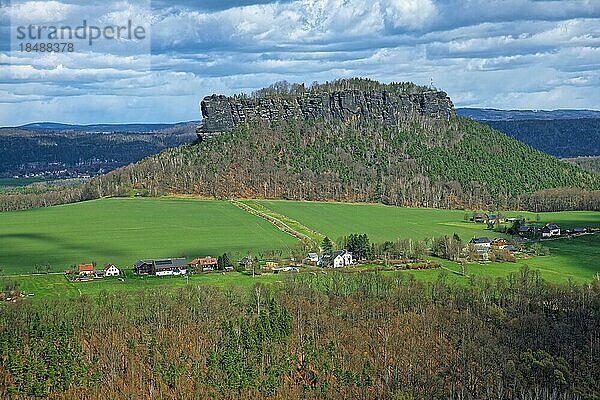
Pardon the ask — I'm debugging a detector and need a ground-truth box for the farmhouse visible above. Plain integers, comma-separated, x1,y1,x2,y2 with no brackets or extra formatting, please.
472,213,489,223
541,223,561,238
239,257,253,268
305,253,319,263
318,250,353,268
470,237,492,250
190,256,218,271
103,264,120,277
133,258,188,276
265,261,279,268
491,238,509,250
79,263,96,277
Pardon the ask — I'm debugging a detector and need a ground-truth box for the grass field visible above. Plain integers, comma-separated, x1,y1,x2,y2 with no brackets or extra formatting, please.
0,197,296,274
1,197,599,296
256,200,600,283
256,200,600,242
11,272,286,300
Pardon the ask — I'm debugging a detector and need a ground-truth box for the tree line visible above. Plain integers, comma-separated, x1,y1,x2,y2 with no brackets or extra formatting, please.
0,268,598,399
2,115,599,212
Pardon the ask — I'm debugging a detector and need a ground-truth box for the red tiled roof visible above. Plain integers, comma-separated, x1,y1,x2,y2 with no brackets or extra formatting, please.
191,257,218,266
79,263,95,272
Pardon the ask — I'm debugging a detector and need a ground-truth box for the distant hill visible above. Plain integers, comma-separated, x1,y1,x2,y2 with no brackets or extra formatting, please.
457,108,600,121
565,157,600,175
3,79,598,212
0,122,198,178
19,122,197,133
457,109,600,158
88,77,598,210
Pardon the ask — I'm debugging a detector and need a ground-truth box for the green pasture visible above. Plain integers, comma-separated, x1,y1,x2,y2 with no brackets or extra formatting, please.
255,200,600,242
0,197,296,274
0,197,599,296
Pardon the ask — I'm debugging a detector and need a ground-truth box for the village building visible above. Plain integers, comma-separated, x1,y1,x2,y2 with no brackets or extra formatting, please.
572,227,587,235
190,256,218,271
78,263,96,277
491,238,509,250
133,258,188,276
305,253,319,263
518,225,531,237
318,250,353,268
265,261,279,268
488,214,505,224
96,264,120,277
471,237,492,250
239,257,253,268
472,213,489,223
541,223,561,238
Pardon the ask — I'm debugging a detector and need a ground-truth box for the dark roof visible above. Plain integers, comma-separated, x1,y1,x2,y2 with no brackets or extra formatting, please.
320,250,350,266
518,225,530,232
135,258,187,269
542,223,560,232
471,237,491,244
135,259,153,268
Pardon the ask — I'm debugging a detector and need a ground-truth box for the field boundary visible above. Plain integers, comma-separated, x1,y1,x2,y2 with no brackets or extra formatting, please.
231,200,324,248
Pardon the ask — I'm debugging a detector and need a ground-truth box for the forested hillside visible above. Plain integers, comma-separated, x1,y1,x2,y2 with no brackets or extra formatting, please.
2,115,599,212
482,119,600,158
0,271,598,399
565,157,600,174
0,122,197,178
84,115,598,210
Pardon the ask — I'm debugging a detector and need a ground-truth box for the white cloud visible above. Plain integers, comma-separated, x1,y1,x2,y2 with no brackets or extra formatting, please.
7,1,75,24
1,0,599,125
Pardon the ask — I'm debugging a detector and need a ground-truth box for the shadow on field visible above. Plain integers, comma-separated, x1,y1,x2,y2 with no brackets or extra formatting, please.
0,233,126,258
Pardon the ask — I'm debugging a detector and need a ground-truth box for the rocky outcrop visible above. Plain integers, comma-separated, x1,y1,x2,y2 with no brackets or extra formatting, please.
197,88,455,137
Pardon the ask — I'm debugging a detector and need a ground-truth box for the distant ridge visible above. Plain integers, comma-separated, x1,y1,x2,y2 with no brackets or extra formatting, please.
18,121,200,133
457,108,600,121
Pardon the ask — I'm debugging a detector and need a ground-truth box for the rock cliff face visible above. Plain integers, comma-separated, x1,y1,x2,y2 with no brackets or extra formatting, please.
197,88,455,137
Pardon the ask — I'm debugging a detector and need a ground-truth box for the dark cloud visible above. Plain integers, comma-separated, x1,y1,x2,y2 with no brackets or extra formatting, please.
1,0,599,124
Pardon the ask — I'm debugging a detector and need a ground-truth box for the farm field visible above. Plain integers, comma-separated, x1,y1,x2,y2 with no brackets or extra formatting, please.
13,272,286,300
1,197,599,295
0,177,47,188
256,200,600,241
256,200,600,282
0,197,296,274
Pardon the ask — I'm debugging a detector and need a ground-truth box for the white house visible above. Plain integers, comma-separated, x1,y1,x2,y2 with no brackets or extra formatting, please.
470,237,492,251
318,250,353,268
541,223,560,238
305,253,319,263
103,264,120,277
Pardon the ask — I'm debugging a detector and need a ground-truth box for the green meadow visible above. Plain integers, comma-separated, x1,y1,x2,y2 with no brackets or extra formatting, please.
0,197,599,297
255,200,600,241
0,197,296,274
13,272,286,300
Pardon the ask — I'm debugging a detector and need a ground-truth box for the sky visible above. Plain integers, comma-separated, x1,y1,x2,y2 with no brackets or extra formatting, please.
0,0,599,125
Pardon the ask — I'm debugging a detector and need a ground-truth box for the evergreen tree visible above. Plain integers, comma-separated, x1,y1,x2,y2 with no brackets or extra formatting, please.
321,236,333,252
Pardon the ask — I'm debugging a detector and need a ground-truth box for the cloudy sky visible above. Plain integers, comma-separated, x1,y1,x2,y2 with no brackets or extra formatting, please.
1,0,599,125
